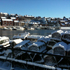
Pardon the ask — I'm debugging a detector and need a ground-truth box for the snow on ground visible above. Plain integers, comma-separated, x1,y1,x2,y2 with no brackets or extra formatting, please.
61,27,70,30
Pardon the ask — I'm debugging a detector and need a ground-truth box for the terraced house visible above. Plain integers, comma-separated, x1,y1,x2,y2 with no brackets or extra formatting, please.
2,19,13,26
1,16,19,26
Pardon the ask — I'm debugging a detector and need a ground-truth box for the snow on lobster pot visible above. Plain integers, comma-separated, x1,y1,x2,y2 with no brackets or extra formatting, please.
52,42,67,56
28,41,46,52
37,36,50,44
51,30,64,42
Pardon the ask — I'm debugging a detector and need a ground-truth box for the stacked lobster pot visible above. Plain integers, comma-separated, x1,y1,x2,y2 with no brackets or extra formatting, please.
51,30,64,42
67,44,70,57
52,41,68,62
62,31,70,44
52,42,67,56
47,30,64,50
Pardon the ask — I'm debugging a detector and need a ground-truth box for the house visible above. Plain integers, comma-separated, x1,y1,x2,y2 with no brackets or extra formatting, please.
59,20,65,26
24,20,31,27
14,20,19,26
10,17,16,20
59,19,69,26
1,19,13,26
19,21,25,26
10,14,15,17
39,17,47,26
0,12,8,17
1,17,6,19
42,17,47,22
63,17,68,21
10,17,19,26
65,22,69,26
24,15,35,19
29,20,40,27
3,13,8,16
47,20,60,28
68,18,70,26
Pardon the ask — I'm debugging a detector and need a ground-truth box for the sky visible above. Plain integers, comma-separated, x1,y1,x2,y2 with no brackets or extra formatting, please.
0,0,70,18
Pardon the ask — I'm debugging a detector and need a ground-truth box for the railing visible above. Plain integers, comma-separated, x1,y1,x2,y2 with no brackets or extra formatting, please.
0,45,70,70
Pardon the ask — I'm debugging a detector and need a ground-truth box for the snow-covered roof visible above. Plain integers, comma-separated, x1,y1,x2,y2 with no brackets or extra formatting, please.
2,19,13,21
10,17,16,19
0,36,9,41
10,39,23,44
16,16,19,17
65,31,70,34
0,41,10,47
68,18,70,20
14,40,30,48
13,32,30,39
20,21,25,23
28,41,45,48
3,13,8,14
27,35,44,39
63,18,68,21
29,22,40,24
60,20,65,22
14,20,19,23
52,42,67,51
48,35,52,38
24,15,34,17
61,23,65,25
0,12,8,15
65,22,68,24
51,30,64,36
10,14,15,16
51,21,57,23
45,36,50,38
62,31,70,42
51,30,64,41
38,37,50,43
1,17,6,19
47,18,51,20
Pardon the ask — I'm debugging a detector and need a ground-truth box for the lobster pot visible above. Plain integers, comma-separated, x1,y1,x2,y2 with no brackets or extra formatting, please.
51,30,64,41
27,35,44,42
9,39,23,48
62,31,70,43
29,45,39,51
53,47,65,55
37,36,50,44
52,42,67,56
67,44,70,56
28,42,46,52
66,44,70,61
67,51,70,56
47,40,57,49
